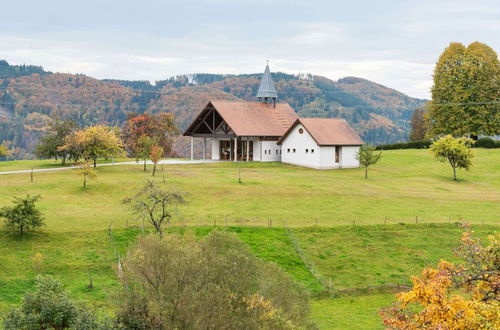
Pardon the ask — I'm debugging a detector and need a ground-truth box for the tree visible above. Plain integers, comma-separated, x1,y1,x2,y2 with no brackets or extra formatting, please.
0,143,8,158
150,144,164,176
76,162,97,189
123,181,186,238
3,276,111,330
428,42,500,137
430,135,474,181
117,232,313,329
60,125,124,168
136,135,156,172
409,106,429,141
380,228,499,329
121,113,178,159
355,145,383,179
35,120,77,164
0,195,44,235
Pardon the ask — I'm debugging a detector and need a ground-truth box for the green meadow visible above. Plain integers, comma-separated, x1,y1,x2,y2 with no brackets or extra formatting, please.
0,149,499,328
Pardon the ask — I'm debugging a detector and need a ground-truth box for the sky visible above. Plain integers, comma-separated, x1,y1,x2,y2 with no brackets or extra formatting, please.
0,0,498,99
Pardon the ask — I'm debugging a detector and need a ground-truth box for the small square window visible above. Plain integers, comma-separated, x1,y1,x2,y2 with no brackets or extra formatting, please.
276,150,279,155
287,148,290,153
305,149,309,153
264,150,267,155
311,149,315,153
293,149,296,153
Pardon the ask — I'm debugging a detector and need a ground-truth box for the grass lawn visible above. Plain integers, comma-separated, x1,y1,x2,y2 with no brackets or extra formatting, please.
0,149,498,232
0,149,498,328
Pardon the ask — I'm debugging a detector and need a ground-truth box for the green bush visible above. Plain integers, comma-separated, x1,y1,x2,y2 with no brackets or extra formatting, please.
474,137,497,148
375,140,431,150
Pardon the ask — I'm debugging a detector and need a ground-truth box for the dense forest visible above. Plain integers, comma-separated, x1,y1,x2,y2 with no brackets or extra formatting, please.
0,60,427,159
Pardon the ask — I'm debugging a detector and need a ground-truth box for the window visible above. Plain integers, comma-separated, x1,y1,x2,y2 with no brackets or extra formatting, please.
276,150,279,155
305,149,309,153
293,149,296,153
287,148,290,153
311,149,315,154
264,150,267,155
298,128,304,134
335,146,341,163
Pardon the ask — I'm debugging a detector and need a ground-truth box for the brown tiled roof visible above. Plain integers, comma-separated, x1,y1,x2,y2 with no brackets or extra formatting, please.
184,100,298,137
278,118,364,146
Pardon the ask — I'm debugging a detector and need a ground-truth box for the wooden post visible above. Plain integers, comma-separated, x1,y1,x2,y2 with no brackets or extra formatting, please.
213,219,216,228
108,222,112,237
203,138,206,160
415,216,418,224
30,168,34,182
246,138,250,161
315,218,318,227
384,216,387,225
234,137,238,162
190,136,194,160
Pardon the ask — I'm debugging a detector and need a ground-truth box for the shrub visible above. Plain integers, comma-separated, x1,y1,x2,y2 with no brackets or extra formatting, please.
375,140,431,150
475,137,497,148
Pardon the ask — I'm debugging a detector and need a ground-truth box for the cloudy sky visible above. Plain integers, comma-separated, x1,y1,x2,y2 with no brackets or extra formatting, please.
0,0,498,99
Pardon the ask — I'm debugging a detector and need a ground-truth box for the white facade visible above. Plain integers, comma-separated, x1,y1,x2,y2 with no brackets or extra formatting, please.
280,123,361,169
209,138,281,162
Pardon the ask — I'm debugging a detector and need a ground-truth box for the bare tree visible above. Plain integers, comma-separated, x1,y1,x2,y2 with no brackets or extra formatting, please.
123,181,186,238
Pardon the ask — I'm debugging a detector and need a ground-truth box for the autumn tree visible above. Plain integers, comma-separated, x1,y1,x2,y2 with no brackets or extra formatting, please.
355,145,383,179
428,42,500,137
0,143,8,158
77,162,97,189
121,113,178,159
409,106,429,141
123,181,186,238
3,276,111,330
430,135,474,181
60,125,124,168
0,195,44,235
35,119,77,164
380,228,499,329
136,135,156,172
150,144,164,176
117,232,313,329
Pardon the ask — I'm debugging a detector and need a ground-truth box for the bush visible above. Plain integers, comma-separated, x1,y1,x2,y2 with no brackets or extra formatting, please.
474,137,497,148
375,140,431,150
117,231,314,329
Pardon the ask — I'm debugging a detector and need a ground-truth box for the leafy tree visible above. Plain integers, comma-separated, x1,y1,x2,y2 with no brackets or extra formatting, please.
409,106,429,141
123,181,186,238
121,113,178,159
60,125,124,168
3,276,112,330
0,195,44,235
380,228,499,329
35,120,77,164
428,42,500,137
430,135,474,181
150,144,164,176
136,135,156,172
0,143,8,158
76,162,97,189
355,145,383,179
117,232,313,329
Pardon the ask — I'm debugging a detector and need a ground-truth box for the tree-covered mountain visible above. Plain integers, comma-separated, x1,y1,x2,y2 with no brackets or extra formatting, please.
0,60,427,159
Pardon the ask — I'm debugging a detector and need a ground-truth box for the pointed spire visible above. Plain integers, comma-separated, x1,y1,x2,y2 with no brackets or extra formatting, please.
256,63,277,101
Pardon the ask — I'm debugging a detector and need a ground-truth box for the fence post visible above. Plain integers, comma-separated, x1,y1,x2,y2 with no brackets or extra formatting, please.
213,219,216,228
415,216,418,224
315,218,318,227
30,168,34,182
448,216,451,223
384,216,387,225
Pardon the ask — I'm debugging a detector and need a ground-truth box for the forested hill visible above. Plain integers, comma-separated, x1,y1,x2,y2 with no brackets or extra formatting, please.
0,60,427,158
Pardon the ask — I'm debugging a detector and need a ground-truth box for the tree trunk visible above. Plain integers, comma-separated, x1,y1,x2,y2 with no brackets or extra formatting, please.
453,167,457,181
158,227,163,239
62,157,66,165
93,158,97,168
20,225,23,236
365,168,368,179
152,164,156,176
84,174,87,188
144,159,147,172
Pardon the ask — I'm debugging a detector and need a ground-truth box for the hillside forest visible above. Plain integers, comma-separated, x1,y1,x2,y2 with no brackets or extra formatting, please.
0,60,426,159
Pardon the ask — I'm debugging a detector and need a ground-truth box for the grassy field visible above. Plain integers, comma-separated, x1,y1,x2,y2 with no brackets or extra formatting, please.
0,149,499,232
0,149,499,328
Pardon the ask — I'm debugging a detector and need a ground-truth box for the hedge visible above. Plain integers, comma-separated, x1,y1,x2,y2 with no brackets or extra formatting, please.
375,140,431,150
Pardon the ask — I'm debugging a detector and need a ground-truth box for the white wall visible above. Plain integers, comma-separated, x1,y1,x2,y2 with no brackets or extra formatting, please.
210,139,220,160
341,146,360,168
259,140,281,162
281,124,321,168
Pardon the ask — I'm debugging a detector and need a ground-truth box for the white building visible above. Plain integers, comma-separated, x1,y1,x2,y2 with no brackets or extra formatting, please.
277,118,363,169
183,64,364,169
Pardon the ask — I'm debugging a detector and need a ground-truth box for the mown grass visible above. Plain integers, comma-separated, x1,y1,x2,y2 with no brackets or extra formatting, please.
0,149,499,232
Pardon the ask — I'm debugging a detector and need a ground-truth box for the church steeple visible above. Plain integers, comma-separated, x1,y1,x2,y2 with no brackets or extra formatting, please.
256,62,277,106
